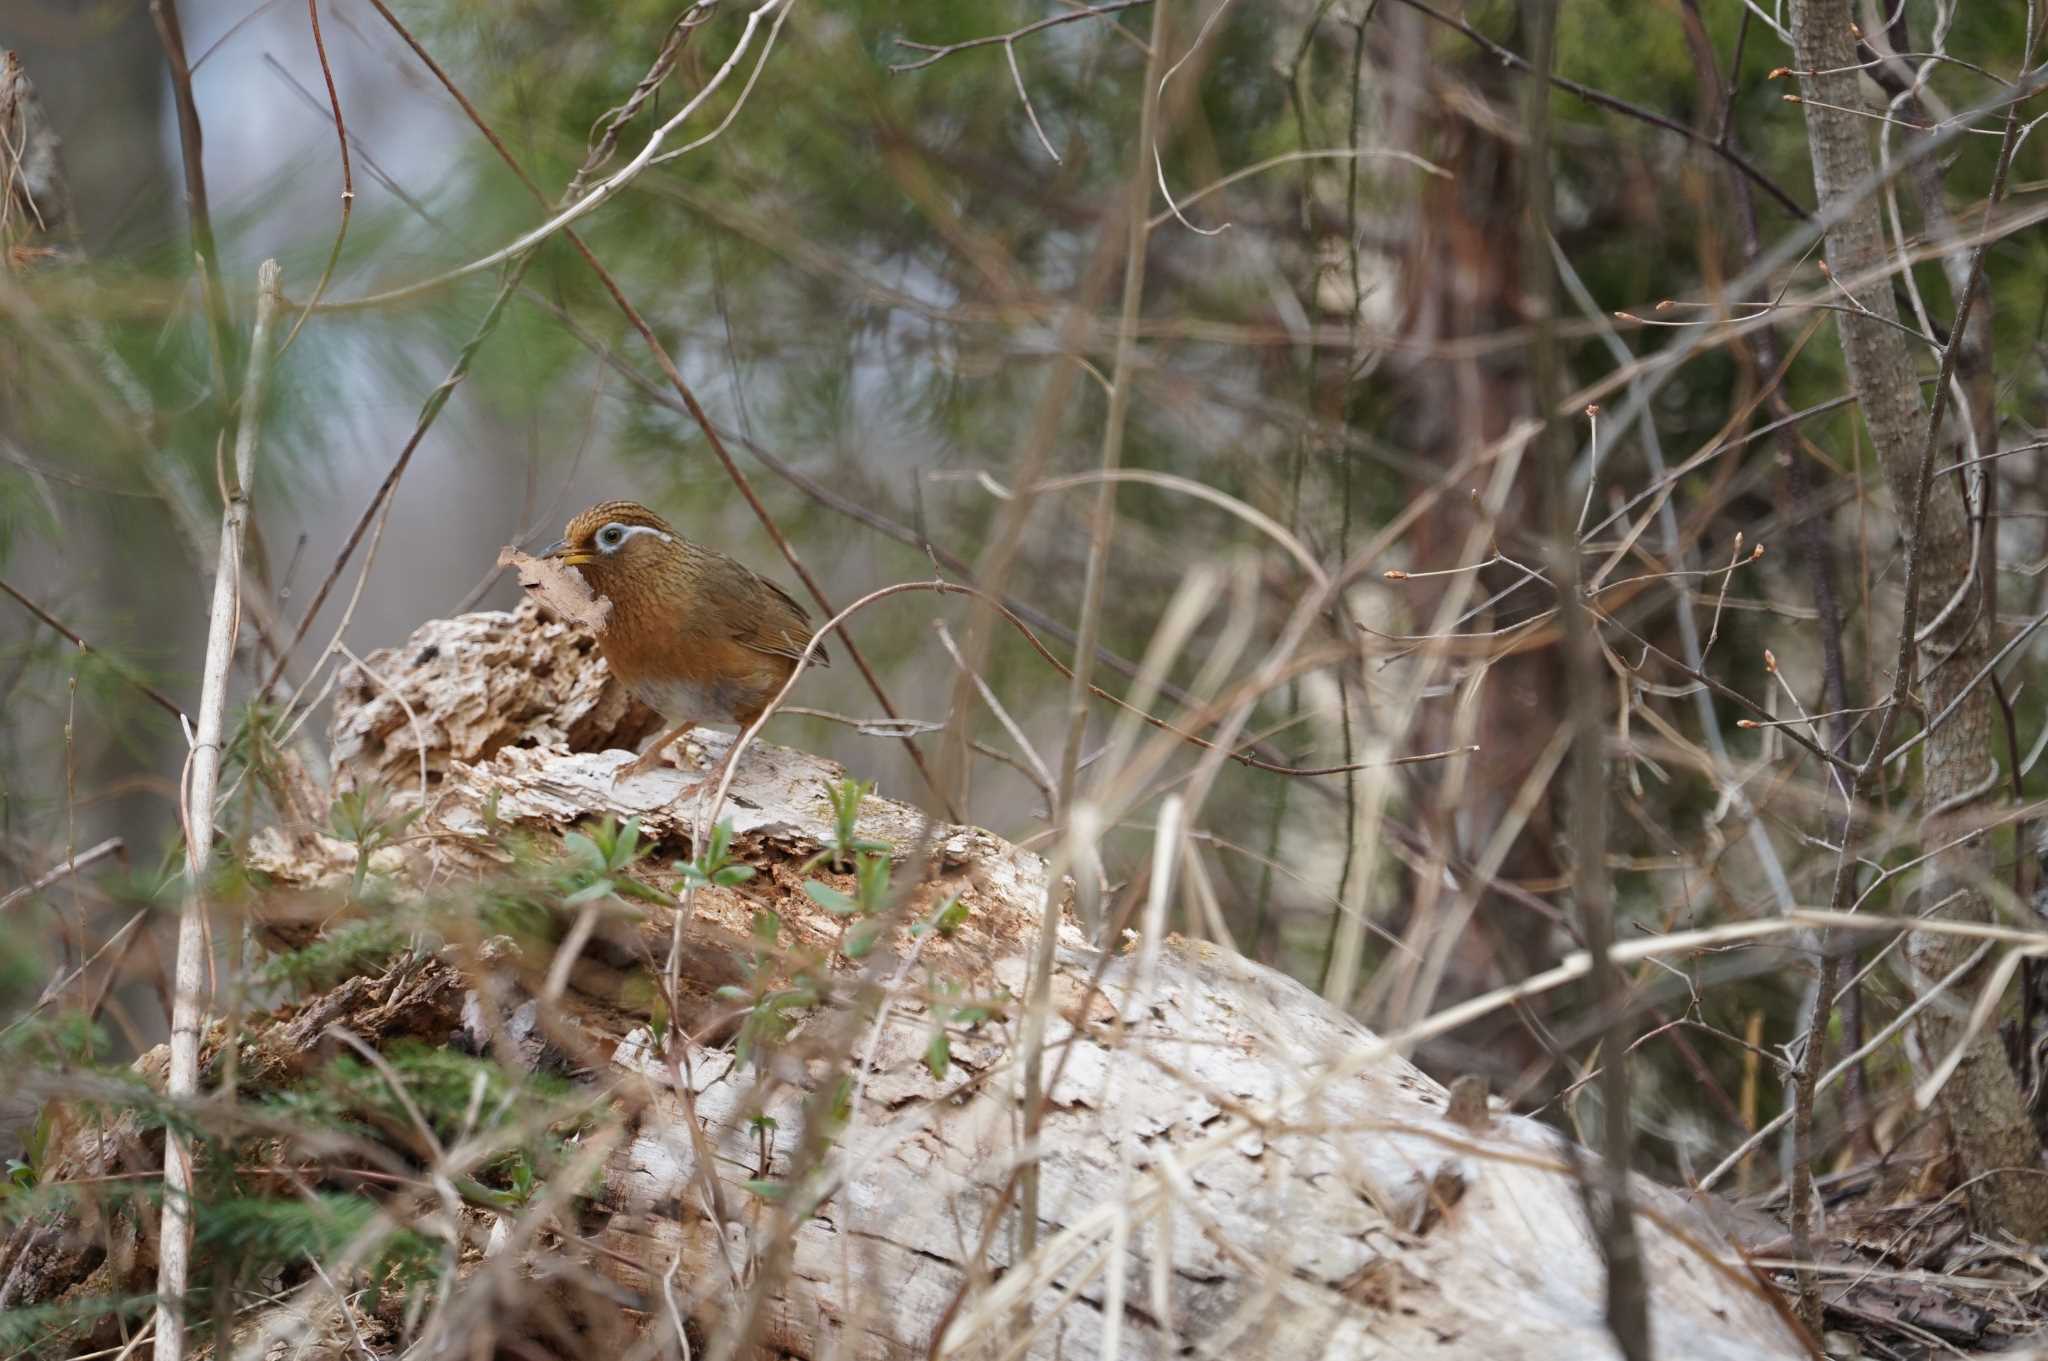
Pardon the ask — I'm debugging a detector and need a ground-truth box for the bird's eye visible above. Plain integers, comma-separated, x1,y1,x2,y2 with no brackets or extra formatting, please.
598,524,625,549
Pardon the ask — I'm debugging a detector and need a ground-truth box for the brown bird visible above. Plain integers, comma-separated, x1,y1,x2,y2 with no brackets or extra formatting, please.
543,500,827,791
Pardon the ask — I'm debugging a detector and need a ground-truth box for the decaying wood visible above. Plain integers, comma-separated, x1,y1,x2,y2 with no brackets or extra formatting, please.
4,602,1808,1359
0,50,77,270
497,544,613,634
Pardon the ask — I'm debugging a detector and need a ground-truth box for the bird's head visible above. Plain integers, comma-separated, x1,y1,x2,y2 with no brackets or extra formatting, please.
542,500,681,589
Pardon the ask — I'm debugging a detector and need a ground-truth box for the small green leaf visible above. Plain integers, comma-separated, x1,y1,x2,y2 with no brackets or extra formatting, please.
925,1030,950,1080
714,985,754,1004
803,882,858,916
915,896,969,937
766,986,818,1013
742,1178,791,1201
752,910,782,947
713,865,756,886
562,879,614,906
844,918,883,959
561,832,605,872
857,855,891,912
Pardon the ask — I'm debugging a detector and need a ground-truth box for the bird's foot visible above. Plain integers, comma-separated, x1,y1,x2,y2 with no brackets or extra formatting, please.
612,747,679,785
612,721,699,787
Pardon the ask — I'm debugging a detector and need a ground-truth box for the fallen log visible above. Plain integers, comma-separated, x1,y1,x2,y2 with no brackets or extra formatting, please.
2,600,1809,1360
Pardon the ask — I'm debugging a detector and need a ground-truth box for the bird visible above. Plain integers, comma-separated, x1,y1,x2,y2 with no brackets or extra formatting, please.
541,500,827,793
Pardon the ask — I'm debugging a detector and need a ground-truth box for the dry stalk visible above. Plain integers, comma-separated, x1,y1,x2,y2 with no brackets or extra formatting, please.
157,258,283,1361
1055,0,1170,826
149,0,236,399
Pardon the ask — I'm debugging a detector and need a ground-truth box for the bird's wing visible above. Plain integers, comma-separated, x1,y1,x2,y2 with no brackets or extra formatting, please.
736,569,831,668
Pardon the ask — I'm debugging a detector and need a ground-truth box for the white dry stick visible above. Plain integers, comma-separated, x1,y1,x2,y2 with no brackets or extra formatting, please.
1099,794,1182,1360
1005,39,1061,162
1149,0,1238,236
933,620,1056,797
1145,147,1450,232
157,258,282,1361
1912,944,2046,1111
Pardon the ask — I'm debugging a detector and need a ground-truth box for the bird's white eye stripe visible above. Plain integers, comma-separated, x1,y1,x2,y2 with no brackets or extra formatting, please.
595,524,673,552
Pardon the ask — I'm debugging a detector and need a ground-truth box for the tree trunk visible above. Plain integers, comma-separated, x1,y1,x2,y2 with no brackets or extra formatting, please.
1788,0,2048,1239
1371,7,1562,1085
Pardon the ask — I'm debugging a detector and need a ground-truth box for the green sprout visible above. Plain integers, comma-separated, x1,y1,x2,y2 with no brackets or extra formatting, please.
803,847,899,959
327,785,422,900
676,819,757,892
802,778,889,874
923,976,1010,1081
557,814,668,908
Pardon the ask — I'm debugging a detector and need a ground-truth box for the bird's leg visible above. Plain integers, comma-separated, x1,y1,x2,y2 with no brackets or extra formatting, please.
618,720,696,781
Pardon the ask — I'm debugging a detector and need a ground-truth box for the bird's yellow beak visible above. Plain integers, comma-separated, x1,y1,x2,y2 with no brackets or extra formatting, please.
541,538,595,568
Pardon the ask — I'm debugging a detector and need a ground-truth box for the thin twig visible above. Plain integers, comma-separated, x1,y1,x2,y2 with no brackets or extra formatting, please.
0,576,184,720
1057,0,1168,823
304,0,793,313
275,0,354,356
0,836,125,914
262,256,536,693
1143,146,1448,230
1004,40,1062,162
933,622,1057,802
1523,0,1645,1347
888,0,1154,71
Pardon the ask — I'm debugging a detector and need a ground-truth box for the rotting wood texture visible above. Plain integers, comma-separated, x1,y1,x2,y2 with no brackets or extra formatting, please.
3,601,1807,1360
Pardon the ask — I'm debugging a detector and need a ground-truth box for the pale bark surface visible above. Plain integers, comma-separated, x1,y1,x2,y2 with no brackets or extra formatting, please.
1788,0,2048,1237
3,601,1798,1360
0,50,74,266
